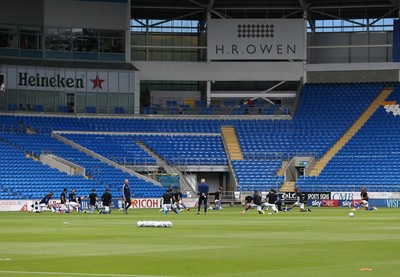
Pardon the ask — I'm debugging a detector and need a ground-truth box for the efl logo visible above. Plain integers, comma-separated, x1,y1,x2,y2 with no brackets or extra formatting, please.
237,24,275,39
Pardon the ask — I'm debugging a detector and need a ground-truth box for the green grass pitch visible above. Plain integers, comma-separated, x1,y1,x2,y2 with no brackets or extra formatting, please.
0,207,399,277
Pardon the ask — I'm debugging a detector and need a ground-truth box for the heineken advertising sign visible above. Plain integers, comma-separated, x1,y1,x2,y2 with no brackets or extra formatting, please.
18,73,84,89
2,66,135,93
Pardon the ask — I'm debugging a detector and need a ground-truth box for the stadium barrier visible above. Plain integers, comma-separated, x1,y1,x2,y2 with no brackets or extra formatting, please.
1,192,400,211
0,197,200,212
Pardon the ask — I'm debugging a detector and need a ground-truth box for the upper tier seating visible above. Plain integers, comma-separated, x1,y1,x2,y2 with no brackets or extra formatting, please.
61,133,157,165
61,133,227,166
143,135,227,165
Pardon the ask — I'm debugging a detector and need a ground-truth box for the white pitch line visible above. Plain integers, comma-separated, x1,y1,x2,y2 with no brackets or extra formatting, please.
0,258,10,261
0,271,174,277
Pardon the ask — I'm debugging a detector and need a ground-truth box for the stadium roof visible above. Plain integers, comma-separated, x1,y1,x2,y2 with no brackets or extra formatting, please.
0,58,138,71
132,0,400,24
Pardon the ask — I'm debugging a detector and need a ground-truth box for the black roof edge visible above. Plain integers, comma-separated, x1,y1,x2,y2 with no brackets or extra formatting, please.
0,57,138,71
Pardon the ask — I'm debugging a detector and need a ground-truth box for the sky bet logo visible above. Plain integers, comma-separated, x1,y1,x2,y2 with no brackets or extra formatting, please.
237,24,274,38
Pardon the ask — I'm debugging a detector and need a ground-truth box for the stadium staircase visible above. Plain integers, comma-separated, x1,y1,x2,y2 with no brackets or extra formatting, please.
221,127,243,160
279,181,295,192
276,161,294,192
135,141,197,195
220,126,242,191
276,161,288,176
309,88,393,177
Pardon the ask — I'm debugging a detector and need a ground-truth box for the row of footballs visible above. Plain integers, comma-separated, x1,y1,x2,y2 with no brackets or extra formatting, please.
137,221,173,228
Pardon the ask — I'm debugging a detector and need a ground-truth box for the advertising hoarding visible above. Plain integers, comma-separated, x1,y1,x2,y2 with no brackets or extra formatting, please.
207,19,305,60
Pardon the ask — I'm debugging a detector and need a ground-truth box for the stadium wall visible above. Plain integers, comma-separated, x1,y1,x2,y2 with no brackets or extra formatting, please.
44,0,128,30
0,197,198,212
308,32,392,64
132,61,303,82
3,192,400,212
307,63,400,83
307,69,399,83
134,60,400,83
0,0,128,30
0,0,44,26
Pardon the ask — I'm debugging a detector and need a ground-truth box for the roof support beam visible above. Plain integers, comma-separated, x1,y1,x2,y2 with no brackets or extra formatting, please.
132,2,397,22
389,0,400,9
207,0,215,14
189,0,228,19
309,9,367,27
368,8,397,27
298,0,314,31
206,0,215,20
311,4,393,9
283,9,302,18
132,19,146,27
388,0,400,17
259,81,287,110
146,10,204,27
131,5,202,10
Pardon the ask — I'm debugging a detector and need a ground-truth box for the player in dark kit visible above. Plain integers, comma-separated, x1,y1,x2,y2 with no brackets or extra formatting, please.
86,188,100,214
353,187,378,211
60,188,69,213
68,188,82,212
241,191,264,214
197,178,209,215
162,188,178,214
31,191,54,213
122,179,132,214
284,187,311,212
210,186,223,210
100,188,112,214
39,191,53,210
173,187,190,211
262,188,279,213
240,195,253,214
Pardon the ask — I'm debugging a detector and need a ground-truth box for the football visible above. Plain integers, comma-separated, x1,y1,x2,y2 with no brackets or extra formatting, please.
349,212,355,218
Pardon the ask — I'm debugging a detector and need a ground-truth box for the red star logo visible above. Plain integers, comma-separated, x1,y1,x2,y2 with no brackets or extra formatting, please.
90,75,105,90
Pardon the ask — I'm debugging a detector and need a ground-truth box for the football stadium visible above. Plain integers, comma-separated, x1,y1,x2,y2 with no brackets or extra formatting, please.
1,0,400,276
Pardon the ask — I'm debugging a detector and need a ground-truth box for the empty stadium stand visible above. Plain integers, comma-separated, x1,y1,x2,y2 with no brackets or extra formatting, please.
297,84,400,192
0,138,100,199
61,133,157,165
61,133,227,166
1,82,400,199
0,132,165,199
